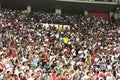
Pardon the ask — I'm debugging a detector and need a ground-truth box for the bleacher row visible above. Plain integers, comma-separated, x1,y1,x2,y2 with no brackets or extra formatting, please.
0,8,120,80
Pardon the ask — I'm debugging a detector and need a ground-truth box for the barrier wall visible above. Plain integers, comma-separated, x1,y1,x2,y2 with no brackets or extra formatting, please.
88,11,110,20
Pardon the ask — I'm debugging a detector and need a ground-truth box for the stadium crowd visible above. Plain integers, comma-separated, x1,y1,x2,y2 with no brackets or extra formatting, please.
0,8,120,80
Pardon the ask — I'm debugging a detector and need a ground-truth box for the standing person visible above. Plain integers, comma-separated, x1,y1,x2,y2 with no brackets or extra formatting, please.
4,71,14,80
0,69,5,80
81,71,90,80
63,36,69,47
18,73,26,80
50,70,56,80
28,73,35,80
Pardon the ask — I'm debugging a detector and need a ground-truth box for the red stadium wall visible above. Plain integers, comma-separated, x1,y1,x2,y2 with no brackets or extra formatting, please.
88,11,110,20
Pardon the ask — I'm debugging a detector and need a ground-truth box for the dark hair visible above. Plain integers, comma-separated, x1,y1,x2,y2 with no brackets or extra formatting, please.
19,73,22,77
86,72,90,75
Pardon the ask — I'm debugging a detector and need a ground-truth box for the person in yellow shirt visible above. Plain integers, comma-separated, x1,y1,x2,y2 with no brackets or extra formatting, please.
56,25,59,30
63,36,68,47
58,26,62,31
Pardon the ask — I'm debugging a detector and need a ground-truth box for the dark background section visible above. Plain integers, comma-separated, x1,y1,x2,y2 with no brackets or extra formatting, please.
0,0,118,12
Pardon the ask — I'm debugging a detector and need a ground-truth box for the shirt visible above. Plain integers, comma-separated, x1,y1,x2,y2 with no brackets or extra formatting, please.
28,77,34,80
33,58,38,67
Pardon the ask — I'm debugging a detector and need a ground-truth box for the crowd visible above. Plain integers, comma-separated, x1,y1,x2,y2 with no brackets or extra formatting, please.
0,8,120,80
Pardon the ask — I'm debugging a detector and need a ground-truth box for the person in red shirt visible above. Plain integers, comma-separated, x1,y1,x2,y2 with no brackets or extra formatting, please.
4,71,14,80
43,53,48,62
50,70,56,80
66,47,71,55
6,49,18,58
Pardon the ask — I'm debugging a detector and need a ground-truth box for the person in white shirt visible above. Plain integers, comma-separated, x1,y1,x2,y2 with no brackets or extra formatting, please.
28,73,35,80
14,66,21,76
81,71,90,80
